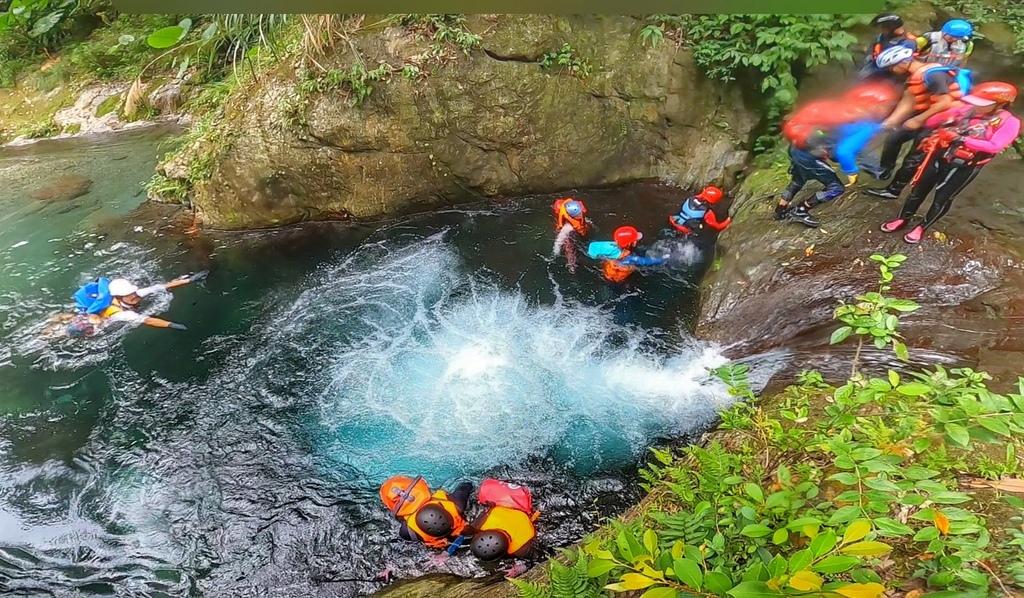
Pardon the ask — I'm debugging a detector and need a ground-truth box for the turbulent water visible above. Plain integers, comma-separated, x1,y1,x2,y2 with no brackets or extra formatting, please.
0,130,787,597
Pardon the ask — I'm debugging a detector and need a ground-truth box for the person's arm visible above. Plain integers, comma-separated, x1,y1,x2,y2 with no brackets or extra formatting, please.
961,115,1022,154
138,271,209,297
141,316,188,330
924,104,969,129
882,89,917,129
620,254,667,267
703,210,731,231
904,73,957,129
834,121,883,175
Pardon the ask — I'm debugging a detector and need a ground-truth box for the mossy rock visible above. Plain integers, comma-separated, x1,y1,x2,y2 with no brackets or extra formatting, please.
95,93,122,118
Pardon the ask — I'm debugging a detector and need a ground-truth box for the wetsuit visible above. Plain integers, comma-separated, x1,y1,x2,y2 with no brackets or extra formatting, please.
895,105,1021,231
668,196,731,235
781,119,881,209
875,65,962,188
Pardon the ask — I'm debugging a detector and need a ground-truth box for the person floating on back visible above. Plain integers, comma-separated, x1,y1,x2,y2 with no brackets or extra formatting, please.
379,476,473,549
668,186,731,237
68,271,207,336
774,81,901,228
586,226,667,283
879,82,1020,244
552,197,590,273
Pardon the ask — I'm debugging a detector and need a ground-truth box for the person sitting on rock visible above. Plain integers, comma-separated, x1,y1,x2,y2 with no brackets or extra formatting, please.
69,272,206,335
586,226,667,283
668,186,731,237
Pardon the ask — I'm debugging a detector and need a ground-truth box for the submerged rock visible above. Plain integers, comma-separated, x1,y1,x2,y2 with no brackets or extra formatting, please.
28,174,93,202
180,15,758,230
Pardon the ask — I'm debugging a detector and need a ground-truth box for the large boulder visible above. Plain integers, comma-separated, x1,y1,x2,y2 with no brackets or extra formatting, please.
183,15,759,229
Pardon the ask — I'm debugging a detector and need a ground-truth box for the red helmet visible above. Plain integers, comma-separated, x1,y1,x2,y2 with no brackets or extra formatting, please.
695,186,724,204
843,81,901,108
966,81,1018,105
613,226,642,249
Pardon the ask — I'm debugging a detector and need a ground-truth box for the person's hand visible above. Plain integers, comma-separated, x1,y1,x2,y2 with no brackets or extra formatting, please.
427,553,449,568
375,567,394,582
937,128,960,143
168,322,187,331
902,116,925,130
188,270,210,283
502,563,529,579
845,173,859,188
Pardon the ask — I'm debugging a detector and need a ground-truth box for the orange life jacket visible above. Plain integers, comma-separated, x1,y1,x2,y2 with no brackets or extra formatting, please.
601,250,634,283
554,200,588,236
404,491,467,549
872,32,918,61
907,63,963,112
475,505,538,555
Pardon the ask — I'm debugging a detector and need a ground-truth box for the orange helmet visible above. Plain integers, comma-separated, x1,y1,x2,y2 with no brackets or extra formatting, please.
843,81,901,108
695,186,724,204
380,476,431,518
964,81,1018,106
613,226,642,249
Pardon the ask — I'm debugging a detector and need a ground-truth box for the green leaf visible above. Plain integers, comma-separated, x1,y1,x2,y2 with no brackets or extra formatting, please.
644,529,659,556
872,517,913,536
912,525,939,542
903,466,939,480
640,588,678,598
740,524,773,538
616,528,636,562
828,472,859,485
887,370,900,387
839,541,892,556
893,340,909,361
674,558,703,590
827,506,861,525
772,528,788,545
788,549,812,574
929,491,972,505
830,326,853,345
812,555,861,574
897,382,931,396
706,570,733,595
978,416,1011,436
944,423,970,447
587,559,619,577
613,573,657,590
727,581,778,597
177,17,193,35
745,483,764,503
842,520,872,544
810,530,837,557
147,25,186,49
956,568,989,586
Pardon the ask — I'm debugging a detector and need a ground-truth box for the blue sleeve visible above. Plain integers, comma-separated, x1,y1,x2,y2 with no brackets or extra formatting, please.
621,254,666,267
834,121,882,175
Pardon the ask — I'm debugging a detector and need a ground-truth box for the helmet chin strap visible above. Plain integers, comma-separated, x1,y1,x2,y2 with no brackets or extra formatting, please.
390,475,424,516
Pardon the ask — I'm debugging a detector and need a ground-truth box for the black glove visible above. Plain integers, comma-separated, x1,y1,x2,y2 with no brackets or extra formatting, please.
168,322,187,331
188,270,210,283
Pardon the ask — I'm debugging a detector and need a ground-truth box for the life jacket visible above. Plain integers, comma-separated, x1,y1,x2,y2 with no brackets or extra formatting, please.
669,196,709,234
474,505,538,556
478,479,533,513
98,299,132,319
553,199,588,236
782,101,861,152
404,491,468,549
933,110,1010,167
921,32,973,66
907,63,964,112
872,31,918,61
73,278,114,315
381,476,433,517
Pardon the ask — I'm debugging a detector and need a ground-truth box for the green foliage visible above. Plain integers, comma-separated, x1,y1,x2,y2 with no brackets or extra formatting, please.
945,0,1024,55
511,550,605,598
15,118,58,138
143,173,189,202
830,254,918,376
540,43,592,79
399,14,481,56
543,253,1024,598
0,0,104,54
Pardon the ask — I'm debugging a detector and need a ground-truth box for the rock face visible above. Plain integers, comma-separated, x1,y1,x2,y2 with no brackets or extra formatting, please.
697,156,1024,382
182,15,758,229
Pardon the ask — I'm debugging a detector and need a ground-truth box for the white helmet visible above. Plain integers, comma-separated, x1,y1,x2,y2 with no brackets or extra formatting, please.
108,278,139,297
876,46,915,69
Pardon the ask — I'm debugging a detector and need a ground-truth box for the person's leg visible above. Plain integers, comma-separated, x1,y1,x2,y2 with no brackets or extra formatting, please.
869,131,930,199
449,482,474,513
878,128,917,174
889,160,942,226
787,154,842,228
775,148,809,218
920,165,982,230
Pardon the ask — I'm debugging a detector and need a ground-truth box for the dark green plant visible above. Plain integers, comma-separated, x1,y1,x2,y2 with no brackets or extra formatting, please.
399,14,481,56
540,43,592,78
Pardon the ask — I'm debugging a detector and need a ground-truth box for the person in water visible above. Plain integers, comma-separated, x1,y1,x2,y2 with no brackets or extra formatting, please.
863,45,969,190
879,82,1021,244
858,13,918,82
68,272,207,336
917,19,974,68
380,476,473,549
552,197,589,273
586,226,667,283
773,81,901,228
668,186,731,236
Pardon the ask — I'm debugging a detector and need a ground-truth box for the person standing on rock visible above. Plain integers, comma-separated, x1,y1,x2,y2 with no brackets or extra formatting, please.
859,13,919,82
862,46,969,192
773,82,901,228
879,82,1021,244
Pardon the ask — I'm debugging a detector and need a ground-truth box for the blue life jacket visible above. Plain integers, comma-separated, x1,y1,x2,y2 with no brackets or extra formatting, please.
678,197,707,221
586,241,624,261
73,278,114,315
922,65,972,95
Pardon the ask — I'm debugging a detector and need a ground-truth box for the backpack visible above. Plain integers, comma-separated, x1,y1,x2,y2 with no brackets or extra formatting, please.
73,278,114,315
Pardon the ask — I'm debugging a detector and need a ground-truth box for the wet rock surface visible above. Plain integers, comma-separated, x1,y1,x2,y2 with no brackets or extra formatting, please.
699,156,1024,384
182,15,758,230
27,173,93,201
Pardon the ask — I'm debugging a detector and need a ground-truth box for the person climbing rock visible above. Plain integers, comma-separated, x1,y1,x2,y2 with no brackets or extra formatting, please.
432,479,541,579
917,19,974,67
379,476,473,549
668,186,731,237
859,12,919,81
68,272,207,336
552,197,590,273
863,45,969,190
879,82,1021,244
774,81,901,228
585,226,667,283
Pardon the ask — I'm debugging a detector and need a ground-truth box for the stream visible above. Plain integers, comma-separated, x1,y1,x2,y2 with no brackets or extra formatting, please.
0,128,783,597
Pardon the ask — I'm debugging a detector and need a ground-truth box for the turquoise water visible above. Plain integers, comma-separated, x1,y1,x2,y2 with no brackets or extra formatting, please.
0,129,754,596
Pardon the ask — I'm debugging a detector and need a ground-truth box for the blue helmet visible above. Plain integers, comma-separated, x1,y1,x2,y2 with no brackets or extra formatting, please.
563,200,584,218
941,19,973,39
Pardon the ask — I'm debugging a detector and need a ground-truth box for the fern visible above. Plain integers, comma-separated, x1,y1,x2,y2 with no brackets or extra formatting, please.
688,442,735,496
510,578,552,598
549,560,591,598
